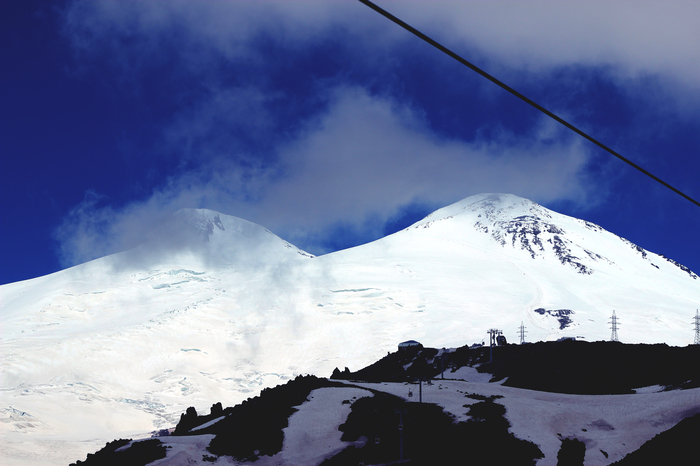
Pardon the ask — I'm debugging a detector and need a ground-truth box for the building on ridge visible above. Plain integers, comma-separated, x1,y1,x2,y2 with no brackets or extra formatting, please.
398,340,423,351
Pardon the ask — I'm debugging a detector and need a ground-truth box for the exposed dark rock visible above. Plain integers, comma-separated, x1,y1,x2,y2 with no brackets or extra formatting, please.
660,254,699,279
332,341,700,395
534,308,575,329
173,406,199,435
330,347,441,383
210,402,223,417
70,439,166,466
479,341,700,395
557,438,586,466
205,375,345,461
320,390,542,466
476,213,595,274
620,237,648,260
548,235,592,274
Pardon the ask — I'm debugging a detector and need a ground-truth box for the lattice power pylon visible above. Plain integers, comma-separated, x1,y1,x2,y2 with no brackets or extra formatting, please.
609,310,620,342
694,310,700,346
518,321,527,344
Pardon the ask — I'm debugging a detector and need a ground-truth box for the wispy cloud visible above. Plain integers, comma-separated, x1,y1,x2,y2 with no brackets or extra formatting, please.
54,86,594,265
64,1,700,95
52,0,699,268
387,1,700,94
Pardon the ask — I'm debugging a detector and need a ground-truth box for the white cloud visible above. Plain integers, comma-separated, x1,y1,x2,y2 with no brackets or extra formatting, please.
54,0,698,266
64,0,700,96
381,1,700,93
54,87,594,265
254,86,592,224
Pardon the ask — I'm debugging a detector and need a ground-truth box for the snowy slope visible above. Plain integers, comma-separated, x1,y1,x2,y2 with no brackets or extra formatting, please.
348,377,700,466
313,193,699,347
1,195,698,465
72,372,700,466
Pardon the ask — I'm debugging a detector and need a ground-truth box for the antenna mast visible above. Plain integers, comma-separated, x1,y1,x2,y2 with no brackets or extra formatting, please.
609,310,620,342
694,310,700,346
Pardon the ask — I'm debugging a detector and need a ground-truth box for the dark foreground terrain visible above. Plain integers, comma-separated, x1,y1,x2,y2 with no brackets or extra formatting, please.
332,340,700,395
72,341,700,465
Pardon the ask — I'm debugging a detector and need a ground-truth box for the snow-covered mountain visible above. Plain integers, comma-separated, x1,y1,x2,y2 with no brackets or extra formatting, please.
1,194,698,465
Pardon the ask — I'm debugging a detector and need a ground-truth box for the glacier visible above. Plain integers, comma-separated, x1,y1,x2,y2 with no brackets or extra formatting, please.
1,193,698,465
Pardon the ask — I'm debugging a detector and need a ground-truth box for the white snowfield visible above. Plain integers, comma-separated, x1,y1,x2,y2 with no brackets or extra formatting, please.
1,193,699,465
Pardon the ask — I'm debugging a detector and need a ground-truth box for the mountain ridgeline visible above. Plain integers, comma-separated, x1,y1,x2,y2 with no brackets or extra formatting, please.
412,194,696,279
2,193,700,466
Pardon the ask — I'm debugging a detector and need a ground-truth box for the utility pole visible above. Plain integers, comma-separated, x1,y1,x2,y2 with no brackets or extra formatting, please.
395,409,407,462
609,311,620,342
518,321,527,344
487,329,502,362
693,310,700,346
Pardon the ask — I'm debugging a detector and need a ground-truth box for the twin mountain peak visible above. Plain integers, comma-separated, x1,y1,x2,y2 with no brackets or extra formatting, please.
152,193,696,281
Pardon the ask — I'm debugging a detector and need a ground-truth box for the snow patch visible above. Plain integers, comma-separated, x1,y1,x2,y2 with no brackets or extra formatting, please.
190,415,226,432
253,387,373,466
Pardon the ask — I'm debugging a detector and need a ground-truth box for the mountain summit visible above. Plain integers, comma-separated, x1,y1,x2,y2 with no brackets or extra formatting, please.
408,193,696,278
112,208,314,271
1,194,698,465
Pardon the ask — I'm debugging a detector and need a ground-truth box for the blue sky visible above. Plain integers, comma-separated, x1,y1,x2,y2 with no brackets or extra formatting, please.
2,0,699,285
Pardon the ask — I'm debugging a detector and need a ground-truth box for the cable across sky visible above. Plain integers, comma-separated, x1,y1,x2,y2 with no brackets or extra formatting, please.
358,0,700,209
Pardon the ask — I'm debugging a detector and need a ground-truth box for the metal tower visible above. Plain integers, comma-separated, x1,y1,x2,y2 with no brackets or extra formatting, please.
609,310,620,342
694,310,700,345
518,321,527,344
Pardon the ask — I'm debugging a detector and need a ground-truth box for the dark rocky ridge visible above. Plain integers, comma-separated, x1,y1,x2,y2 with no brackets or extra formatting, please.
332,340,700,395
72,341,700,465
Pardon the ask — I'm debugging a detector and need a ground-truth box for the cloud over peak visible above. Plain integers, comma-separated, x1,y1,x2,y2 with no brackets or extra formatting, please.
53,85,593,266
